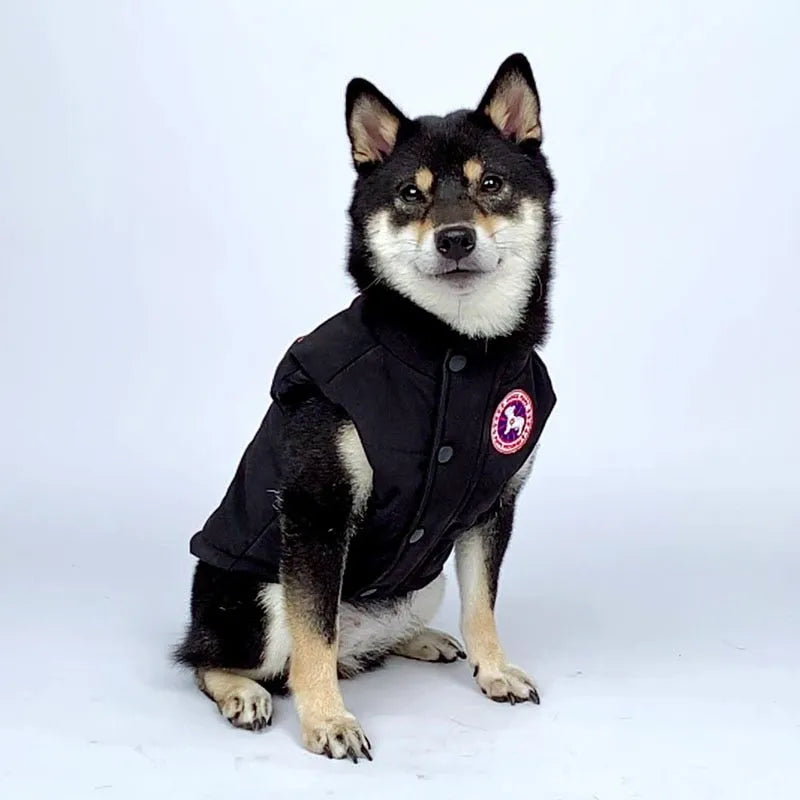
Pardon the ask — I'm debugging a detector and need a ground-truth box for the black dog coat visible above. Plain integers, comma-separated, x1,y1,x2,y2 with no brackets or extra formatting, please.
190,296,556,600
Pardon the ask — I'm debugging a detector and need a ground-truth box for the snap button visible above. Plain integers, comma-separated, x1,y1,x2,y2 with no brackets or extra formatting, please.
409,527,425,543
437,445,454,464
359,588,377,598
448,354,467,372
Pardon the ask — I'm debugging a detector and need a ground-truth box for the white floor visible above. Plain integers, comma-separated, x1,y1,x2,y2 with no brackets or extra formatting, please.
2,480,797,800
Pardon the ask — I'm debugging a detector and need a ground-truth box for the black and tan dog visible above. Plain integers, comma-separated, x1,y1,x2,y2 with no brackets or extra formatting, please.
175,53,557,762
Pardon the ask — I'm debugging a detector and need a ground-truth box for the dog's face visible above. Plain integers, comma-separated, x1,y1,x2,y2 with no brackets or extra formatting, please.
346,54,554,340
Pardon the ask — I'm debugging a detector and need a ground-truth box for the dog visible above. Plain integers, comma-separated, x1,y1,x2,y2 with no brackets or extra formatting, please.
174,53,557,762
504,403,526,438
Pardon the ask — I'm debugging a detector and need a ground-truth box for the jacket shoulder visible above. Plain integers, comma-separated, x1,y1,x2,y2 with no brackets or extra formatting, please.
270,298,377,408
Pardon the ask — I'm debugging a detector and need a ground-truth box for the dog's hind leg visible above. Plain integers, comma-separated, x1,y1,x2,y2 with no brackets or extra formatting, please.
196,668,273,731
392,628,466,663
173,563,289,730
390,574,466,663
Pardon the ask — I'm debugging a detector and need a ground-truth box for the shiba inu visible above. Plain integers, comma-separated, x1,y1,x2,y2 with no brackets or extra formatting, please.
175,52,557,762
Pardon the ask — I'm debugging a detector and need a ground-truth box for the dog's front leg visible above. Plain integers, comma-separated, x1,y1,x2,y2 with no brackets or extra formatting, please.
279,403,372,762
281,492,372,761
455,496,540,705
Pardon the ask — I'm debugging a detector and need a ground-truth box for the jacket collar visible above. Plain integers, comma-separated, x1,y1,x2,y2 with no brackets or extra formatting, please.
355,290,533,379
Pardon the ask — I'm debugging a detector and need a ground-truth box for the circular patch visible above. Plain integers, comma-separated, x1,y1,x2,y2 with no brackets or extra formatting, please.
491,389,534,455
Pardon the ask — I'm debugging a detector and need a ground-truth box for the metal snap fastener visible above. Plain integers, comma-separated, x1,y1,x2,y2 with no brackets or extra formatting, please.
409,527,425,543
437,445,454,464
448,354,467,372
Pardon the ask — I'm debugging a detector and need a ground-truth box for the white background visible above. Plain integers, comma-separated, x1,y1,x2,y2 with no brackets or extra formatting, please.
1,1,798,798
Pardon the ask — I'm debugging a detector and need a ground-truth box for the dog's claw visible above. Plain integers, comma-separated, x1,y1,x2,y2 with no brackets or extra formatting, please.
473,665,479,677
529,688,540,705
457,650,467,660
305,716,371,761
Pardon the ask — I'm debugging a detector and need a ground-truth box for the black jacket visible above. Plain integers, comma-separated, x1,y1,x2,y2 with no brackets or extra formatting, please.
189,295,556,600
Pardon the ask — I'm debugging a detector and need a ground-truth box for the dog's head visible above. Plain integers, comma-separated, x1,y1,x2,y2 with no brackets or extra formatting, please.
345,54,555,342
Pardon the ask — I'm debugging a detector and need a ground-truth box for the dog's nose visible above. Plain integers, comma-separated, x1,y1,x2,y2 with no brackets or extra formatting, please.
435,225,476,261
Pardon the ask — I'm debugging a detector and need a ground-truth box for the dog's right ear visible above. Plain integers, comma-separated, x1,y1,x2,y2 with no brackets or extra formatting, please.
346,79,407,171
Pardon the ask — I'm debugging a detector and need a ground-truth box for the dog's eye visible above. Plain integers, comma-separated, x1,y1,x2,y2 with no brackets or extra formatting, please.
399,184,423,203
480,174,504,193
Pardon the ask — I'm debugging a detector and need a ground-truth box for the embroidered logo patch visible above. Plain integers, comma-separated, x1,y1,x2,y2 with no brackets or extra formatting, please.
491,389,534,454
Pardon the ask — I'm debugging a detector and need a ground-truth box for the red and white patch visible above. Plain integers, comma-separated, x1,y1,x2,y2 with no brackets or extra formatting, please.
491,389,534,455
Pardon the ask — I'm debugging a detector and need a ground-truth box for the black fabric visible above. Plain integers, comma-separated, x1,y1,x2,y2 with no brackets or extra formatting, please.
189,295,556,600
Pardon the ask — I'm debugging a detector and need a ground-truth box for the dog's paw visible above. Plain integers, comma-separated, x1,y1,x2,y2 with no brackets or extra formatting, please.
393,628,467,663
474,662,540,705
302,712,372,762
218,683,273,731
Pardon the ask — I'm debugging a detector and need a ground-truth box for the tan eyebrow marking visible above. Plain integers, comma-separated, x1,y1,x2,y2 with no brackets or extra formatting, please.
415,167,434,193
463,158,484,183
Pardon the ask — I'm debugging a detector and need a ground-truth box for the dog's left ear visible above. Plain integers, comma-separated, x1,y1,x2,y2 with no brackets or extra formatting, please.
478,53,542,144
346,78,408,170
